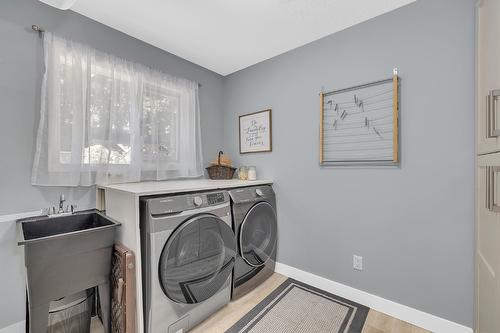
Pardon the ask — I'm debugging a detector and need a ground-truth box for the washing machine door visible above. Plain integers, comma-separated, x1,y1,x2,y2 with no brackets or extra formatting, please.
158,214,236,304
239,202,277,267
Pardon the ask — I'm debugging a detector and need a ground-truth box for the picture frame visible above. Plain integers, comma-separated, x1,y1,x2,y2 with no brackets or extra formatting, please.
239,109,272,154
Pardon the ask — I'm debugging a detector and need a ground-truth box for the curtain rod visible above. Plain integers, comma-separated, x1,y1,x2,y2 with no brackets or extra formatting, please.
31,24,45,36
30,24,202,87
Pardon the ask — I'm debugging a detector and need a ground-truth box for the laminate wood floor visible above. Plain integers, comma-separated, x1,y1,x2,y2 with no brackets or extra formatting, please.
90,316,105,333
191,273,430,333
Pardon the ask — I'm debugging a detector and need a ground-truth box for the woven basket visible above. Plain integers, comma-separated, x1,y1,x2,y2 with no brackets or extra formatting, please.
206,151,236,180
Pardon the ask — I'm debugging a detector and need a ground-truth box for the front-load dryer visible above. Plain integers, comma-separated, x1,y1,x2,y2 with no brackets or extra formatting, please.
140,191,236,333
229,185,277,300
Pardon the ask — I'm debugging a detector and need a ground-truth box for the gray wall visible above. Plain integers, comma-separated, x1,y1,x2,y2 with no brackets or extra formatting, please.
0,0,225,216
0,0,224,328
0,215,29,331
222,0,475,327
0,0,476,329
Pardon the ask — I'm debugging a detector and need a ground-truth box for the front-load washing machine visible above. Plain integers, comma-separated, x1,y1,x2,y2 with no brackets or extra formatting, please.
229,185,277,300
140,191,236,333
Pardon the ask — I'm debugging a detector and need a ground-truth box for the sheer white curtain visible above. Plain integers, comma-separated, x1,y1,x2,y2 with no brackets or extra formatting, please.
32,32,203,186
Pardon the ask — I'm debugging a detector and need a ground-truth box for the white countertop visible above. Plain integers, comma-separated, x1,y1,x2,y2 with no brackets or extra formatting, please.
97,178,273,196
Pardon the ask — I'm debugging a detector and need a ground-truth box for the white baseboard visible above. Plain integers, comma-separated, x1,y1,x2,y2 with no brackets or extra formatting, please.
0,321,24,333
275,262,472,333
1,264,472,333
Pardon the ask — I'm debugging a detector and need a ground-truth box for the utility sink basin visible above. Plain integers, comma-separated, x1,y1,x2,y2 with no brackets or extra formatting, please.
18,210,119,244
17,209,120,333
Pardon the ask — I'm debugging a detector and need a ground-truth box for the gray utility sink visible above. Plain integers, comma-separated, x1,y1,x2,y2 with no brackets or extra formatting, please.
19,210,119,244
17,210,120,333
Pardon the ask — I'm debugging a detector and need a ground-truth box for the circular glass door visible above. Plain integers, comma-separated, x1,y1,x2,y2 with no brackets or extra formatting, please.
159,214,236,304
239,202,277,267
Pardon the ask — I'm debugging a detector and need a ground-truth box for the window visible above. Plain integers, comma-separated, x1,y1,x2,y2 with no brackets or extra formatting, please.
32,32,203,186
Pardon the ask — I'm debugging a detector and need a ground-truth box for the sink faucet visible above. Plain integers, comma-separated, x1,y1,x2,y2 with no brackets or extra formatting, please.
44,194,77,217
58,194,66,214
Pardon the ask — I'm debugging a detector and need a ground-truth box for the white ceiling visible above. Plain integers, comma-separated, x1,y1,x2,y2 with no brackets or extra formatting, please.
59,0,415,76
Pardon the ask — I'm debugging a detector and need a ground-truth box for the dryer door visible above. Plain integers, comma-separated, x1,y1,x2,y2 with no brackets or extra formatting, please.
158,214,236,304
239,202,277,267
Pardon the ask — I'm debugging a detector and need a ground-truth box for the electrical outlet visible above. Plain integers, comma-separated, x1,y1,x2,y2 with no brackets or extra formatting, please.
353,255,363,271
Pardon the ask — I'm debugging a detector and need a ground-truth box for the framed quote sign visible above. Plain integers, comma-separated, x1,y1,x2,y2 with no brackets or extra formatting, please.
239,109,272,154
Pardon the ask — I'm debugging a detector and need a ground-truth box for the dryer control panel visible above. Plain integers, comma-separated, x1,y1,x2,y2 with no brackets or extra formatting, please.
228,185,275,204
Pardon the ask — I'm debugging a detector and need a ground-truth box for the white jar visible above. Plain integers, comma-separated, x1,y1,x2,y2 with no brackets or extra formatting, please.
247,166,257,181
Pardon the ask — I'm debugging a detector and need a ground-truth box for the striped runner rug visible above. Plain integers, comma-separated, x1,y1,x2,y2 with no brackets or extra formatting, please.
226,278,369,333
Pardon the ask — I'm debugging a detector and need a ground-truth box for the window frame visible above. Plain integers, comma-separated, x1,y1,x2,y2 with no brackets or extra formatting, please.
47,57,183,174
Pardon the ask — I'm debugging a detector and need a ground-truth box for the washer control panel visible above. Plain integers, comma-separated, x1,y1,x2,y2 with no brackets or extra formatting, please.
147,191,229,215
193,196,203,206
207,192,226,205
